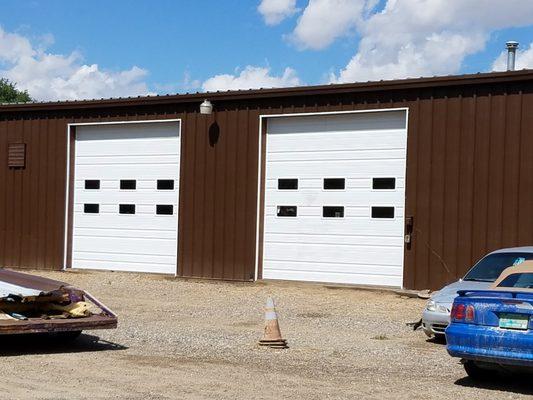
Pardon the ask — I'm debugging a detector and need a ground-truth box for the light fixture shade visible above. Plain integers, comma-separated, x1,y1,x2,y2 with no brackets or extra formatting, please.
200,99,213,115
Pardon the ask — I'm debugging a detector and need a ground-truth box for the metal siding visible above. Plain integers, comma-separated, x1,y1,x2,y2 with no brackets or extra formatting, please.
223,109,238,280
443,95,461,281
402,98,419,289
518,92,533,244
178,110,195,278
501,93,521,246
0,76,533,289
0,120,6,267
456,93,476,285
471,94,491,267
430,94,447,287
413,96,433,288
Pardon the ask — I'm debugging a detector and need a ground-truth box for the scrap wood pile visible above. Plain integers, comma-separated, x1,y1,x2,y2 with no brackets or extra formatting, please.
0,287,103,322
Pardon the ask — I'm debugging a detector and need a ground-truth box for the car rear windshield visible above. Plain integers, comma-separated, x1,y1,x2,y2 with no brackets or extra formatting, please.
497,273,533,289
463,252,533,282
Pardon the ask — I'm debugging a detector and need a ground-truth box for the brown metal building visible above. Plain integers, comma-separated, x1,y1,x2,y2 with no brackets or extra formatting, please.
1,69,532,290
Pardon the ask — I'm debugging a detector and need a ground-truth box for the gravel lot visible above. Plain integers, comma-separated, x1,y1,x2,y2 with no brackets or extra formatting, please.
0,270,531,400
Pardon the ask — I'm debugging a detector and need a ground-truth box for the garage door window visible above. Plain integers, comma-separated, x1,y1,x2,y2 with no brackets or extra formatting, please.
120,180,136,190
324,178,345,190
277,206,297,217
372,178,396,190
371,206,395,219
84,180,100,190
278,178,298,190
156,205,173,215
157,180,174,190
323,206,344,218
119,204,136,214
84,204,99,214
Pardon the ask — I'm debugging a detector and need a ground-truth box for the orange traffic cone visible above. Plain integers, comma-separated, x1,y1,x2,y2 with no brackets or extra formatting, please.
258,297,288,349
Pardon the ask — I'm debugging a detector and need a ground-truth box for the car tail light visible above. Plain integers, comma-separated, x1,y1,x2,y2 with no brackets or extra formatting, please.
465,305,475,322
451,303,466,321
451,303,475,322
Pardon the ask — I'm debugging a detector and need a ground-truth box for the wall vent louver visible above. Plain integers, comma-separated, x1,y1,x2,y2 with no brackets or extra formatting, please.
7,143,26,168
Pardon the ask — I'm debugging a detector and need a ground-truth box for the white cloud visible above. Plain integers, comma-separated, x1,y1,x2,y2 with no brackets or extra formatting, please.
492,42,533,71
289,0,367,50
201,66,301,91
0,26,153,101
258,0,298,25
329,0,533,83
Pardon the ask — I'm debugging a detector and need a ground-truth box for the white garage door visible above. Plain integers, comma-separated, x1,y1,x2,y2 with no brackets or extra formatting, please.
71,121,180,274
262,110,407,287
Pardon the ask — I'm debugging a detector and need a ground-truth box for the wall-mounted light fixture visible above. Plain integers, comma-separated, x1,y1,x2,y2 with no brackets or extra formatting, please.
200,99,213,115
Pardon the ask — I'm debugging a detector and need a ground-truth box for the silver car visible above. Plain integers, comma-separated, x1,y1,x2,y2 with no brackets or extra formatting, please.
422,246,533,337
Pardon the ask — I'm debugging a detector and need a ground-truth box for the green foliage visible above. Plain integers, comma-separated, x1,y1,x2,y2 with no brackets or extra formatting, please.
0,78,33,103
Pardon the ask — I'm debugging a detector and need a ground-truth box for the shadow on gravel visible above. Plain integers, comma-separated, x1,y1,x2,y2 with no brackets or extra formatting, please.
455,376,533,396
0,333,127,357
426,336,446,346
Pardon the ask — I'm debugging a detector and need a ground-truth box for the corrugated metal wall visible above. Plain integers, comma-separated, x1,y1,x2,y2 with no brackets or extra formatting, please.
403,84,533,289
1,76,532,289
0,116,68,270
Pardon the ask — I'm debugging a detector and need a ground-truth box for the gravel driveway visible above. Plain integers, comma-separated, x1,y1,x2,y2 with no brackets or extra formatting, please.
0,270,531,400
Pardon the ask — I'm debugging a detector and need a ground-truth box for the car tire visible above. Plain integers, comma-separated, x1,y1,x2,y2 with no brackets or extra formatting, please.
463,360,491,380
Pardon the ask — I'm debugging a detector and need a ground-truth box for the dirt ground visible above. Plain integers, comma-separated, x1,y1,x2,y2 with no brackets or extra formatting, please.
0,270,531,400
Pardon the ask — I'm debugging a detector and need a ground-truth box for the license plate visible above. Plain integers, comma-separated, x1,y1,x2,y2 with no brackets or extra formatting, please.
499,313,529,330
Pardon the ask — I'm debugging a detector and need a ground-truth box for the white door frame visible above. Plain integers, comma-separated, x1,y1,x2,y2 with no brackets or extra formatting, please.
63,118,182,275
254,108,409,286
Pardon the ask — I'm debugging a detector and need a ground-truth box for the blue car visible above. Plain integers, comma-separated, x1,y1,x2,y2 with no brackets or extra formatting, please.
446,262,533,378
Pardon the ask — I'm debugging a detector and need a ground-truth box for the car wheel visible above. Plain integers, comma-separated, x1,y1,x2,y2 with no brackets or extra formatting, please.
463,360,491,380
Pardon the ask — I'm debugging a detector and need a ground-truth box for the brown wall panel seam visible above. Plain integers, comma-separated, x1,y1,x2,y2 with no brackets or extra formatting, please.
454,96,463,278
516,91,523,242
483,94,492,253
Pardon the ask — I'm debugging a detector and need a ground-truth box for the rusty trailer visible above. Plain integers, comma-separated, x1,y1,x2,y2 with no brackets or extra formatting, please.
0,269,116,335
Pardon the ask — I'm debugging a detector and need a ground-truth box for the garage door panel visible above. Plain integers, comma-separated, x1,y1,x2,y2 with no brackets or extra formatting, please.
76,142,178,158
72,259,175,274
267,130,406,151
74,180,176,190
264,233,402,247
266,177,406,190
73,236,176,255
75,205,177,217
76,155,179,165
74,227,177,240
263,267,402,286
264,242,403,265
72,250,176,265
267,148,406,162
75,191,178,204
265,192,405,205
72,122,180,274
265,206,405,218
267,112,406,134
75,165,179,179
263,260,402,276
266,160,406,178
264,218,404,236
263,111,407,287
74,212,177,230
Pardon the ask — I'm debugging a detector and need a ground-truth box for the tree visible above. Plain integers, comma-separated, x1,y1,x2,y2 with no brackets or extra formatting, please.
0,78,32,103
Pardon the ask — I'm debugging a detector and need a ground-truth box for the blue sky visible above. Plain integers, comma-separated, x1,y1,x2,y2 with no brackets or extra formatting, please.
1,0,533,101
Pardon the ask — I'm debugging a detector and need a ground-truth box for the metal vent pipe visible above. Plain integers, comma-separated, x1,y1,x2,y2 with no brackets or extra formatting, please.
506,41,519,71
